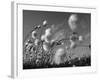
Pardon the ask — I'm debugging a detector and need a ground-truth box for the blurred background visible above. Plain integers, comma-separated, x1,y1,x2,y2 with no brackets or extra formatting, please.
23,10,90,41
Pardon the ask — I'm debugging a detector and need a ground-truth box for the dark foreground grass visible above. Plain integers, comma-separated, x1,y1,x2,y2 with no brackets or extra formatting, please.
23,56,91,69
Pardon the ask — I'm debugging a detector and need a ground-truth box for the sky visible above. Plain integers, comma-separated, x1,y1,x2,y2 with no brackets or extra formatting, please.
23,10,91,42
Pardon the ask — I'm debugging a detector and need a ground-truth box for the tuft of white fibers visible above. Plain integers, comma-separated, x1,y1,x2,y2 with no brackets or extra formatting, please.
34,39,39,46
45,28,51,37
41,28,52,43
41,28,52,51
41,35,45,41
32,31,36,39
37,25,41,28
42,42,48,51
43,20,47,26
70,40,76,49
79,35,83,41
53,48,65,65
68,14,78,31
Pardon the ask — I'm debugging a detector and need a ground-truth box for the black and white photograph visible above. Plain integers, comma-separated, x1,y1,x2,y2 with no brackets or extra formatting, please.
23,10,91,69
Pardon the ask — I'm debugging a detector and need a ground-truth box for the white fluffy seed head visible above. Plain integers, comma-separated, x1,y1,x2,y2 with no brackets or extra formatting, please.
43,20,47,26
69,14,78,22
34,39,39,46
79,35,83,41
70,41,76,49
42,42,48,51
32,31,36,39
68,14,78,31
45,28,51,36
41,35,45,41
53,48,64,65
37,25,41,28
41,28,51,43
